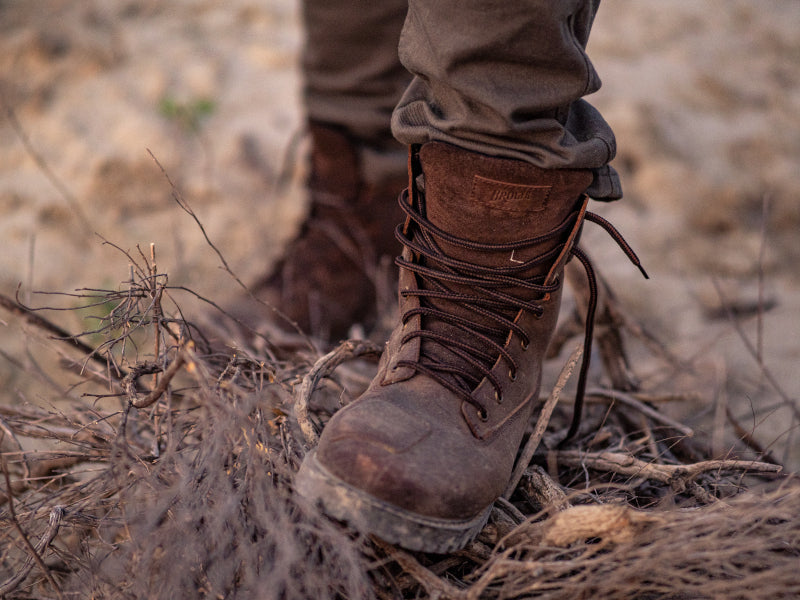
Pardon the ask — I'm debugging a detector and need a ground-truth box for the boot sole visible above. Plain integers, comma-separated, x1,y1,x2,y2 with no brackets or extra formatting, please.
296,449,492,554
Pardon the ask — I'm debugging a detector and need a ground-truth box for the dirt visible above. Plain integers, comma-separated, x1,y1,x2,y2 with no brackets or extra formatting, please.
1,0,799,465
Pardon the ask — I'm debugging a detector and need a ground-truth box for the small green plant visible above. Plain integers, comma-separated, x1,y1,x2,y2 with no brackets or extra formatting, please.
158,96,216,133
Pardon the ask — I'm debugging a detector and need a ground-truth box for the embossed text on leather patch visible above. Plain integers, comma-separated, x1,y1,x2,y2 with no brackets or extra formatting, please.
470,175,551,212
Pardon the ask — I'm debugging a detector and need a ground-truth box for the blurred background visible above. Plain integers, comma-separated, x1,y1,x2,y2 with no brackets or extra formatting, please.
1,0,798,465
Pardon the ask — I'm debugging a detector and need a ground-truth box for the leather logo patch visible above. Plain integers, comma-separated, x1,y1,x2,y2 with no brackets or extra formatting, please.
470,175,551,212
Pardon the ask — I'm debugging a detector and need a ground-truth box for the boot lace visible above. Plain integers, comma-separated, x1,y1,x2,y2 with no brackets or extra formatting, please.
393,190,648,444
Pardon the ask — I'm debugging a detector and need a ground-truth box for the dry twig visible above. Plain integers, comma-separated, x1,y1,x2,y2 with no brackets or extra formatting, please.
372,538,467,600
129,349,187,409
504,344,582,498
585,387,694,437
295,339,383,447
0,506,64,598
1,447,64,599
557,449,781,488
2,104,93,238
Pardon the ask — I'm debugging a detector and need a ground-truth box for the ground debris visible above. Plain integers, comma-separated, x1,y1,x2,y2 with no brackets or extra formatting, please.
1,270,798,600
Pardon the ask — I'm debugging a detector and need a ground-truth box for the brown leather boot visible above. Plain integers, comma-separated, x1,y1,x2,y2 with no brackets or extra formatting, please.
238,123,406,344
296,142,649,552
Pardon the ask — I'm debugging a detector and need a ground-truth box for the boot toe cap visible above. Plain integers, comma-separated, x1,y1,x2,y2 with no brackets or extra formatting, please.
315,389,504,520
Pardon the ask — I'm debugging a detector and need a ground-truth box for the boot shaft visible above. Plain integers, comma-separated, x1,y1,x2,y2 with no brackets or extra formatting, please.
418,142,593,261
240,124,406,343
383,143,595,438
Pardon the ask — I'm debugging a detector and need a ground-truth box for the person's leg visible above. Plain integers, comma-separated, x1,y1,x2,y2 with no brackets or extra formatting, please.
246,0,410,343
393,0,620,199
303,0,409,155
297,0,646,552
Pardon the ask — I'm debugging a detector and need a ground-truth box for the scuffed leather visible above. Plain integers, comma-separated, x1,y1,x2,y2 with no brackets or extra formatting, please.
313,142,593,520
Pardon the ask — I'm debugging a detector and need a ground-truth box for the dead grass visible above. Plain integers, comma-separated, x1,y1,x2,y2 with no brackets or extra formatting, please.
0,244,797,600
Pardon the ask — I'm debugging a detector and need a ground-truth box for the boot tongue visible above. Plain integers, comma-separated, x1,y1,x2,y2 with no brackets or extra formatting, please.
411,143,592,392
419,142,591,275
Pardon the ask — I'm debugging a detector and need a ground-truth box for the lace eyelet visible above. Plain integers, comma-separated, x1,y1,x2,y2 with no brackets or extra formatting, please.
508,369,517,382
520,339,529,351
494,390,503,404
478,407,489,421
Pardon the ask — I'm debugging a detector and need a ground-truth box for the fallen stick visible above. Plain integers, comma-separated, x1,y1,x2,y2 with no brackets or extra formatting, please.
503,344,582,499
130,350,186,409
295,339,383,447
0,506,64,597
586,387,694,437
0,291,130,382
372,537,467,600
558,450,782,487
1,449,64,599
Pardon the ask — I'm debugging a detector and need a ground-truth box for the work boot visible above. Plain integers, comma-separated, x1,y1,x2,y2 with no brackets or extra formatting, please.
297,142,647,551
235,123,406,344
296,141,646,553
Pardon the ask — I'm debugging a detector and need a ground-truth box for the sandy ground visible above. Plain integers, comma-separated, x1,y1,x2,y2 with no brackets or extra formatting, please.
1,1,799,465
